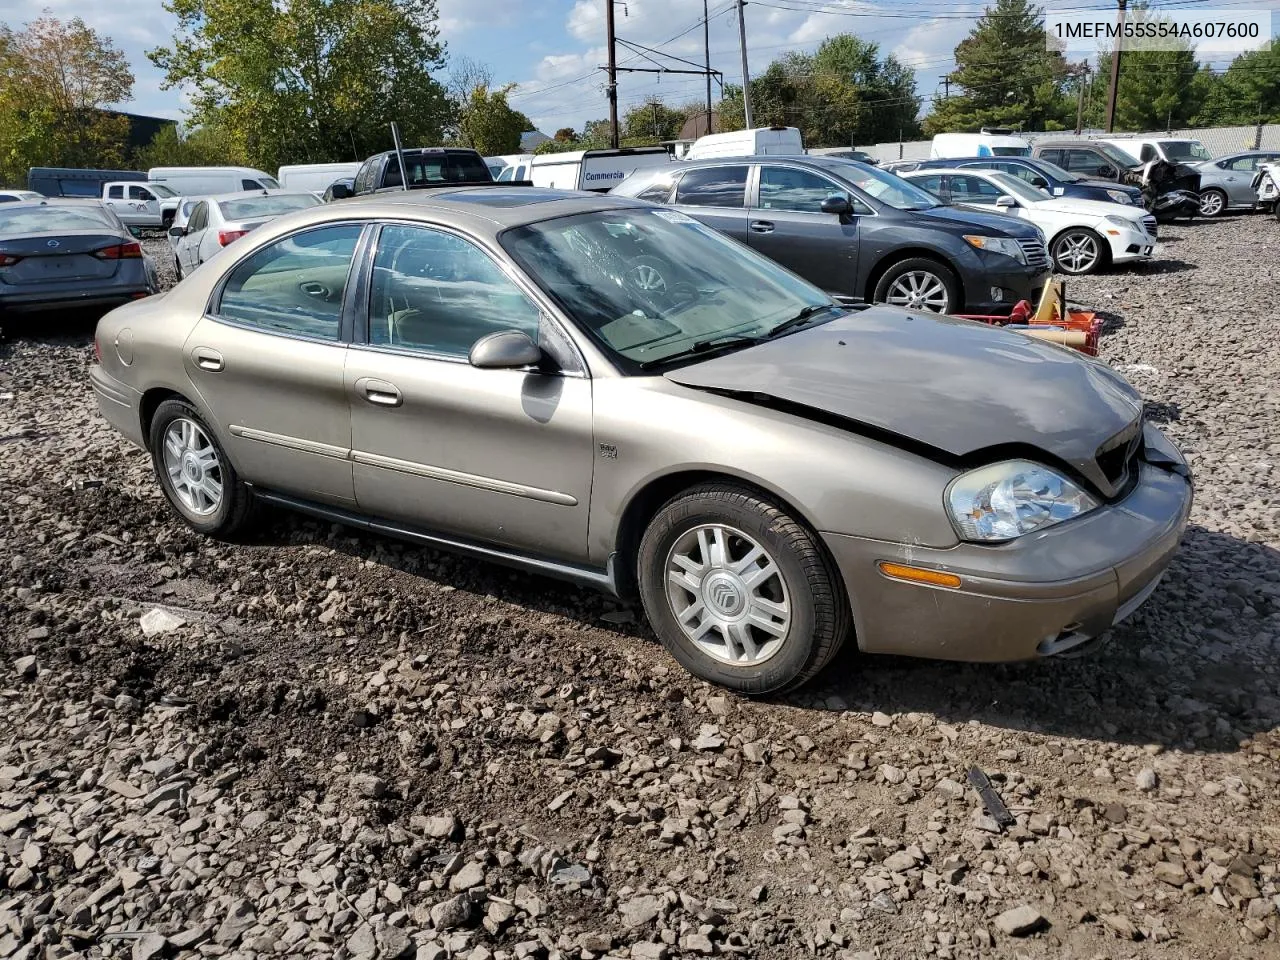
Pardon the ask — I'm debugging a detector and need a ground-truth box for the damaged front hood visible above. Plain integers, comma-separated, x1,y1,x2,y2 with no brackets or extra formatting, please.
664,307,1143,491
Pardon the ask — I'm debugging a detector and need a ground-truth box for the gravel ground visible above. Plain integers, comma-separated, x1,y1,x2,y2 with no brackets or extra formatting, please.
0,219,1277,960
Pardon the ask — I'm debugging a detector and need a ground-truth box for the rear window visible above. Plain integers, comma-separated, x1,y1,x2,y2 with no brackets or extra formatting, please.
0,205,116,233
991,146,1031,157
389,152,493,187
217,194,321,220
1161,141,1211,163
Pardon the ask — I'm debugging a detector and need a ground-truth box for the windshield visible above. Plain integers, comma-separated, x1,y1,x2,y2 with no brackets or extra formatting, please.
0,205,116,233
828,161,942,209
1162,140,1211,162
1030,158,1081,182
991,146,1031,157
148,183,177,197
501,208,835,371
1096,142,1140,167
218,194,320,220
989,172,1050,204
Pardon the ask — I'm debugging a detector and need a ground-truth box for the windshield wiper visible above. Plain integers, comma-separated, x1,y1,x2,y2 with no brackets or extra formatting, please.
638,333,763,369
764,303,836,339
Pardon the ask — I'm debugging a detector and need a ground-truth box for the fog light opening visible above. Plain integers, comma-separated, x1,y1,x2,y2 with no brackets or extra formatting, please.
989,286,1004,303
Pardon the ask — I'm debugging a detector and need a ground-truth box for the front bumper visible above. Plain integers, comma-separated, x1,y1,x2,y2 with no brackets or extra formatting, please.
963,264,1051,314
90,364,146,449
1105,225,1156,265
822,459,1192,662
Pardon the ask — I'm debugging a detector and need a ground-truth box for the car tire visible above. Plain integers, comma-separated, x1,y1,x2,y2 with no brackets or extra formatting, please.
1050,228,1107,275
1197,188,1227,217
637,482,850,695
148,398,256,540
873,258,960,313
173,256,183,281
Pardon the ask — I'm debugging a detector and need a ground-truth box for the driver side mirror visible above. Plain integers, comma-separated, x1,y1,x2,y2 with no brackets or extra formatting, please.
168,225,185,238
1098,164,1116,178
995,195,1017,208
469,330,543,369
1030,176,1048,189
328,182,353,200
820,195,853,216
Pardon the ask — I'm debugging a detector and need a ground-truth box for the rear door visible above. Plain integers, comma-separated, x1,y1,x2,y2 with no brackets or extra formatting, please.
183,222,365,505
102,184,133,223
670,164,749,241
745,163,866,296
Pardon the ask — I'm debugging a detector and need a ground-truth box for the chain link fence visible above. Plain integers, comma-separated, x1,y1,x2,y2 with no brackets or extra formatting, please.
857,123,1280,162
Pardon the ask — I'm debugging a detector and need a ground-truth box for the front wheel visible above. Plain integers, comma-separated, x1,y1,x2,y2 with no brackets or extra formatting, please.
873,258,959,313
1051,228,1106,275
1197,189,1227,217
148,398,256,540
637,483,850,695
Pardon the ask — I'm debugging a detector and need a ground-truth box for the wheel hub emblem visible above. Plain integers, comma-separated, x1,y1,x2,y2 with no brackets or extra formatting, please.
182,452,201,482
704,573,746,617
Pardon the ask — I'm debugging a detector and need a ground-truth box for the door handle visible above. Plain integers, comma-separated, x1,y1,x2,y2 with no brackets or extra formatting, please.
357,378,402,407
749,220,775,234
193,347,223,372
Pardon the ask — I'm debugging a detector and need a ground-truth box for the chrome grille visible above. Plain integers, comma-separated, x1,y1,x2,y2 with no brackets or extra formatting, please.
1016,237,1051,270
1142,215,1158,238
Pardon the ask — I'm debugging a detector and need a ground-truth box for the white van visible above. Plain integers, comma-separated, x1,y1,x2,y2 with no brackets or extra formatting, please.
148,166,280,197
930,132,1031,159
528,147,672,192
1096,137,1212,166
487,154,535,181
684,126,803,160
277,162,360,193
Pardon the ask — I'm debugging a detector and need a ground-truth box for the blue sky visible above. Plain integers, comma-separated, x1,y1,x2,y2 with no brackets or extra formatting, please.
5,0,1279,137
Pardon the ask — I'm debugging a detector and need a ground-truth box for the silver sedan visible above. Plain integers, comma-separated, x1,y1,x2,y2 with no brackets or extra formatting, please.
1195,151,1280,216
170,191,321,278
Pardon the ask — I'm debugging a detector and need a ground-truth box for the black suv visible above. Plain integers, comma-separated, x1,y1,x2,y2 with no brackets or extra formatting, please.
1031,140,1144,187
897,156,1143,207
333,148,494,198
612,156,1051,315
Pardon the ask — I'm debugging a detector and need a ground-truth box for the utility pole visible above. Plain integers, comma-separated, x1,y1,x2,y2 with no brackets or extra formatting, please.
606,0,619,148
942,74,951,100
1104,0,1127,133
736,0,753,128
1074,63,1089,135
704,0,713,135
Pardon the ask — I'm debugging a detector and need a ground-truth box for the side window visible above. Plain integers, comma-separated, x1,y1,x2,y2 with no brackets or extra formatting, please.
1064,150,1098,173
1139,144,1156,163
128,185,153,201
353,161,374,194
1038,149,1062,166
1227,156,1259,171
757,166,848,213
187,203,208,232
950,175,1003,201
107,185,124,199
369,224,541,359
241,179,261,191
1006,165,1039,183
673,165,748,208
911,174,946,197
217,224,362,340
497,166,514,182
636,179,675,203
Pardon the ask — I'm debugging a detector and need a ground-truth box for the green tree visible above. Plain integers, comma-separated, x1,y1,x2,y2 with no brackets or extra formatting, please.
1088,9,1209,131
1198,46,1280,125
622,97,686,142
149,0,452,173
134,123,245,168
553,127,577,142
0,13,134,185
454,84,533,155
922,0,1073,134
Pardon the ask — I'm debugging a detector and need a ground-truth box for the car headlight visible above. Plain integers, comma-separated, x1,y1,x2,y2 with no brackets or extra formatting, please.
947,460,1099,542
1106,190,1131,204
1104,214,1137,229
963,235,1026,264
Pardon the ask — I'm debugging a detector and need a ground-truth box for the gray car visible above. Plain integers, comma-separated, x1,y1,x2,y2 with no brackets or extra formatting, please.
90,188,1192,694
1193,151,1280,216
0,199,157,319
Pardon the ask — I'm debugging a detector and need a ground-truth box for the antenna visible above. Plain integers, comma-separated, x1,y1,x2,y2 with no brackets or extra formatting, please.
390,122,410,192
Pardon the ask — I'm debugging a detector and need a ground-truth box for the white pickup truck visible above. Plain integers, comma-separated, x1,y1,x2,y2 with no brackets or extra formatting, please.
100,181,183,228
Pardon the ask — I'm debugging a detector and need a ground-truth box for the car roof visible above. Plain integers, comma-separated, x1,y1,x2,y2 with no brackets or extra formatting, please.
3,197,107,209
318,186,648,230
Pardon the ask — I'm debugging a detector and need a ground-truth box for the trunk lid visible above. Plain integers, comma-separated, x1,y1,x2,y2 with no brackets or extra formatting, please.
663,307,1144,498
0,232,123,284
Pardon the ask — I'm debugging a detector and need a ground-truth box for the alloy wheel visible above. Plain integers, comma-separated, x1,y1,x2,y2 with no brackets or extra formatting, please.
1197,190,1225,217
884,271,950,312
1054,232,1100,274
664,524,791,665
161,417,223,517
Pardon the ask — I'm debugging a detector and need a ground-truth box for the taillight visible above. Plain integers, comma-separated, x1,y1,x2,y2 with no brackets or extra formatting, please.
218,230,248,247
94,241,143,260
0,254,21,267
94,337,103,363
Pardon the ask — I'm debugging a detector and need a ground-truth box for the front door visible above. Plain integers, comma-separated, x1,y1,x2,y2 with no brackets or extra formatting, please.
746,164,863,297
179,202,209,274
127,185,161,226
183,222,365,505
346,223,594,562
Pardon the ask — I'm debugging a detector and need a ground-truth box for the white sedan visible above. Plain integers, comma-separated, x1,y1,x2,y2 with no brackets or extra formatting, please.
902,168,1157,275
170,190,322,279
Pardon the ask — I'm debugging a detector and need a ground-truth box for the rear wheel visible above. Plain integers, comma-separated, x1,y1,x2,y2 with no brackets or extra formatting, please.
1051,228,1106,275
637,483,850,695
1197,188,1227,217
148,398,255,540
873,258,959,313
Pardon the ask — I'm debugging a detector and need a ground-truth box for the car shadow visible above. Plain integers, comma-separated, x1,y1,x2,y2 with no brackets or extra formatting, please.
790,525,1280,755
0,312,105,344
1133,258,1197,275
